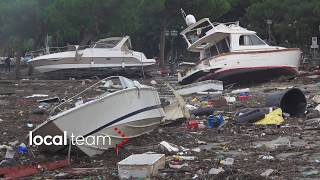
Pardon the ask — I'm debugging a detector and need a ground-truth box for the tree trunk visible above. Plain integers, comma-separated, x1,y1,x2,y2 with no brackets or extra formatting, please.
159,18,167,67
15,51,22,80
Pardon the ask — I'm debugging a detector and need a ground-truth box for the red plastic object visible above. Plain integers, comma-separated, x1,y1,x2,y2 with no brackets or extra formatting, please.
239,96,250,101
186,120,199,129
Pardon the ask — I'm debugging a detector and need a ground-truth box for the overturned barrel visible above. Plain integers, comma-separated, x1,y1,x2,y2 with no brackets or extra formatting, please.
265,88,306,117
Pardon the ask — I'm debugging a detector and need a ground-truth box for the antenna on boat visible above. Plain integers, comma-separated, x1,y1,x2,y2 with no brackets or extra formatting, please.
180,8,196,26
180,8,186,19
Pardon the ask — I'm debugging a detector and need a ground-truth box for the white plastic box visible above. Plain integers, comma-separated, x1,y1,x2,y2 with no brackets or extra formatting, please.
118,154,165,179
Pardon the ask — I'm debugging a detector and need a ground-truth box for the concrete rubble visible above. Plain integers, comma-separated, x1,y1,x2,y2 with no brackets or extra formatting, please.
0,71,320,179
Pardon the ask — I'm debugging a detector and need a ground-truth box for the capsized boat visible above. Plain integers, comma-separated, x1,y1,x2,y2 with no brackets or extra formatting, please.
178,14,301,85
30,76,165,156
28,36,155,73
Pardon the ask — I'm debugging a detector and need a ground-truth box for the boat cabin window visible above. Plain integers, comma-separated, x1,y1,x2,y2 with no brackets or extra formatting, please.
93,39,120,48
239,35,266,46
202,37,230,60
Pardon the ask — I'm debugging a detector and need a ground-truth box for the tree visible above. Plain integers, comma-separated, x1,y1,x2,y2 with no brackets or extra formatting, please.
137,0,232,66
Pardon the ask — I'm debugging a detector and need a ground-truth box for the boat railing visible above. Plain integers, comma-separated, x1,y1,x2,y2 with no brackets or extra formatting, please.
26,45,91,59
211,21,240,27
49,76,138,116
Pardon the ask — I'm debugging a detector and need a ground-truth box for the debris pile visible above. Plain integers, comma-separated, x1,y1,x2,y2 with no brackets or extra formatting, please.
0,75,320,178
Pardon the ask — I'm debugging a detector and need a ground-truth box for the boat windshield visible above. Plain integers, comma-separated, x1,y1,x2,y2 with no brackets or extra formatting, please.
92,39,121,48
202,36,230,60
239,35,266,46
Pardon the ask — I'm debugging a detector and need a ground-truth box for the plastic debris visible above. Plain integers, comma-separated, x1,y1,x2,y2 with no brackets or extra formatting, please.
208,167,224,175
18,143,27,154
235,109,265,124
312,95,320,104
150,80,157,85
225,96,236,103
261,169,274,177
27,123,34,128
159,141,179,153
302,170,319,177
231,88,250,94
315,104,320,112
25,94,49,98
260,155,274,160
220,158,234,166
5,148,15,159
208,114,224,128
255,108,284,125
173,155,197,161
169,162,188,169
186,120,200,129
185,104,197,111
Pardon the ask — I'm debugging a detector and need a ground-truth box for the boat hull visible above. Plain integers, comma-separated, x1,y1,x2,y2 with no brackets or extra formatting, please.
29,48,155,73
179,48,301,85
32,87,164,156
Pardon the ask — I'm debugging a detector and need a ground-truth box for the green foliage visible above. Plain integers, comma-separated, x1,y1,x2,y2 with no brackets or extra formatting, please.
0,0,319,54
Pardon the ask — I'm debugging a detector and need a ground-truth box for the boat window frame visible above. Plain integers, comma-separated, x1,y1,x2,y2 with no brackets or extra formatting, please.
239,34,266,46
92,39,122,49
201,36,231,60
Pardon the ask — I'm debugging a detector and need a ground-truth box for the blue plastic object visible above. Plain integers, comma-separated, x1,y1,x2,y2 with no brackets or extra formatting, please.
208,115,214,128
18,143,27,154
208,114,224,128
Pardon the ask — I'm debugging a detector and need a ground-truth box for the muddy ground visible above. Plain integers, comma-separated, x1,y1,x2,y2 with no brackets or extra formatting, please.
0,69,320,179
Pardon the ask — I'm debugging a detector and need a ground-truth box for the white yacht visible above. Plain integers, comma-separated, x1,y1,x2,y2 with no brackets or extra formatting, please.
28,36,155,73
178,15,301,85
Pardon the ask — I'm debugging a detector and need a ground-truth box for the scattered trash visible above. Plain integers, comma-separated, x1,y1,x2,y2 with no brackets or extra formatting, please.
225,96,236,103
37,96,60,103
260,155,275,160
0,118,3,122
159,141,179,153
312,95,320,104
191,107,215,116
186,120,200,129
315,104,320,112
8,140,19,146
5,148,15,159
238,92,250,101
150,80,157,85
231,88,250,94
169,162,189,169
261,169,274,177
27,123,34,128
18,143,27,154
235,109,265,124
173,155,197,161
220,158,234,166
255,137,291,150
185,104,197,111
55,172,71,179
265,88,306,117
25,94,49,98
302,170,319,177
118,154,165,179
175,80,223,96
208,114,224,128
208,167,224,175
255,108,284,125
